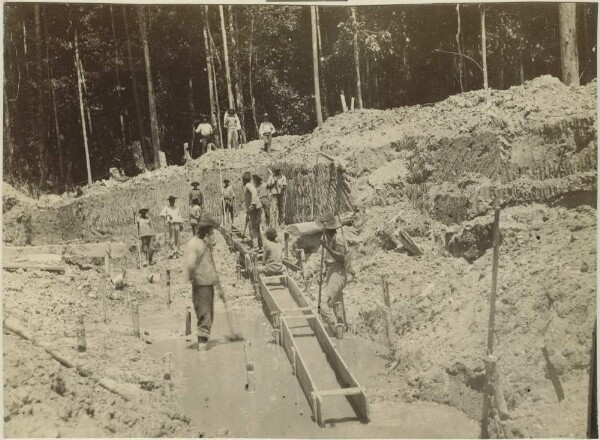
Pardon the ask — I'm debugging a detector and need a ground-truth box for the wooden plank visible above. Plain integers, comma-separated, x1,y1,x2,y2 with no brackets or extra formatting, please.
319,387,362,397
287,275,310,309
312,316,370,423
3,263,65,273
283,258,302,272
280,307,311,313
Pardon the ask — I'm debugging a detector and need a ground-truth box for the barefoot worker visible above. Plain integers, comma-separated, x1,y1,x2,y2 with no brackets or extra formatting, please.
317,212,348,337
160,195,184,258
184,213,221,352
137,208,155,266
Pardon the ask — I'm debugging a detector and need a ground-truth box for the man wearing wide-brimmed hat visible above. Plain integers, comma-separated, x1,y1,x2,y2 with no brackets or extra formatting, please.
184,213,221,351
160,195,184,257
137,208,155,266
316,212,348,336
266,167,287,225
189,182,203,209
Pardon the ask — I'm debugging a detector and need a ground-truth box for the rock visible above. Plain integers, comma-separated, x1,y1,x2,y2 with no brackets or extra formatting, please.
580,262,589,273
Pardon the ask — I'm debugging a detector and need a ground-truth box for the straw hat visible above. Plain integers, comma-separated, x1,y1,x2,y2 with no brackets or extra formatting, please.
315,212,342,230
168,195,177,201
138,208,149,215
197,213,219,228
191,182,200,187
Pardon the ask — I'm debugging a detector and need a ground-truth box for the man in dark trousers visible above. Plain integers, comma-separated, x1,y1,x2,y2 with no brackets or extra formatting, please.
189,182,203,209
183,213,221,352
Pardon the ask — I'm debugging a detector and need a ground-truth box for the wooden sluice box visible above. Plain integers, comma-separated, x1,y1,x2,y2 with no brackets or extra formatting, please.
219,225,369,426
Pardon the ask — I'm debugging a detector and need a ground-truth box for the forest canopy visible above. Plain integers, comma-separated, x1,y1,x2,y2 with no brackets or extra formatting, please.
3,3,597,194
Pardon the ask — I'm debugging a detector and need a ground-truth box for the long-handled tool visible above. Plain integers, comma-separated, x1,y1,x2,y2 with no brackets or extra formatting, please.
317,226,326,314
208,249,244,342
217,161,227,227
134,212,143,271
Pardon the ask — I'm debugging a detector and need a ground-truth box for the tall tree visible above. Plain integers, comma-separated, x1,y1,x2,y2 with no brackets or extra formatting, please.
74,29,92,186
558,3,580,86
122,5,149,166
137,5,161,168
219,5,235,110
311,6,323,125
109,5,127,148
480,5,489,89
228,6,246,143
248,15,259,137
43,6,64,184
455,5,465,92
203,5,221,148
34,4,47,185
351,7,363,109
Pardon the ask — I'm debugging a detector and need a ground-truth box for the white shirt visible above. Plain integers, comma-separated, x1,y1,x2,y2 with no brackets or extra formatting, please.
267,174,287,195
244,182,262,210
195,123,213,136
259,122,276,137
224,114,241,130
160,205,183,224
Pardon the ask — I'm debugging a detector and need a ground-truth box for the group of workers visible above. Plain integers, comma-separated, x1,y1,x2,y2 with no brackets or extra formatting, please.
135,167,348,352
189,110,276,159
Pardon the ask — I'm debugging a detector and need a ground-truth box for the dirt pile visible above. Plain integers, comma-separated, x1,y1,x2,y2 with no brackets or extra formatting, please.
3,182,36,245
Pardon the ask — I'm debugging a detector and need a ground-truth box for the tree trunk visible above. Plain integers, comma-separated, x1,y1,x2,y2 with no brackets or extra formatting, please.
559,3,580,86
310,6,323,125
248,16,259,137
109,5,127,148
351,7,363,109
228,6,246,143
480,5,489,90
34,4,47,186
23,20,30,80
211,60,223,149
315,7,329,119
219,5,234,110
78,57,94,137
137,6,161,168
203,6,221,148
74,30,92,186
43,6,64,185
122,6,149,168
456,4,465,93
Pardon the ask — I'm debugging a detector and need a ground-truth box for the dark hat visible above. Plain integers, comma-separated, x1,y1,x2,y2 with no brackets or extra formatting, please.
315,212,342,230
252,174,263,184
265,228,277,241
138,208,149,214
197,213,219,228
191,181,200,187
168,195,177,201
274,167,281,173
242,171,252,181
223,179,230,184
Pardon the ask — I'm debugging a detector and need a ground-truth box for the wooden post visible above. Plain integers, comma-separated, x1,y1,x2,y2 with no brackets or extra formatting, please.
104,250,111,276
350,96,355,111
74,30,92,186
102,279,109,324
284,232,290,258
131,301,140,338
243,341,256,393
310,6,323,125
76,315,87,352
481,207,501,438
381,275,397,357
185,306,192,337
588,323,598,438
166,269,172,305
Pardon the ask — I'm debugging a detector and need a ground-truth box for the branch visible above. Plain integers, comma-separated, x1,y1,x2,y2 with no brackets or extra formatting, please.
433,48,483,72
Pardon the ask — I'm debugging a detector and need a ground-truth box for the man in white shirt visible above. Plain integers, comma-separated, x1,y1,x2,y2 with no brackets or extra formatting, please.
160,195,184,257
258,113,276,153
242,171,263,249
195,117,214,157
224,109,241,150
266,168,287,226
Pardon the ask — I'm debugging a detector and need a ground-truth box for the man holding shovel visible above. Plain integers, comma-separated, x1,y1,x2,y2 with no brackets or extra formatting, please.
316,212,348,338
184,213,221,352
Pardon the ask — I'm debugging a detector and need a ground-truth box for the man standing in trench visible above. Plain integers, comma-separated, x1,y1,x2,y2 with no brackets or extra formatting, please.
317,212,348,338
184,213,222,352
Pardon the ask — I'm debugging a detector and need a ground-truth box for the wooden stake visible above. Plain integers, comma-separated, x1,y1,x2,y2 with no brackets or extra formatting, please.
243,341,256,393
166,269,172,306
185,306,192,336
76,315,87,352
351,96,355,111
284,232,290,258
131,301,140,338
381,276,397,357
104,250,110,275
102,279,109,324
340,91,348,112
